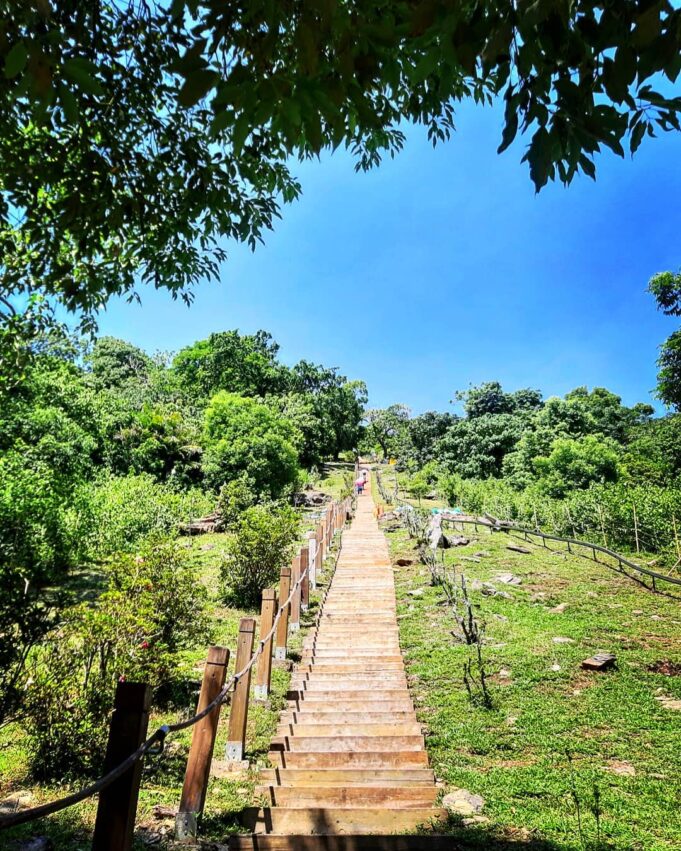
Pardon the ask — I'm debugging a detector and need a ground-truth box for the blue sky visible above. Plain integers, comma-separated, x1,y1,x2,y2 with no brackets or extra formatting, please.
98,98,681,415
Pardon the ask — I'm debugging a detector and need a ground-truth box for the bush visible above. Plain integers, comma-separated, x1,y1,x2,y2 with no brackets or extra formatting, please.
24,537,211,779
220,503,300,606
82,473,213,557
216,474,257,530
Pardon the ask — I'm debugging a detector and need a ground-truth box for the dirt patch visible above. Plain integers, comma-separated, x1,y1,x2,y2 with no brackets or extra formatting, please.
648,660,681,676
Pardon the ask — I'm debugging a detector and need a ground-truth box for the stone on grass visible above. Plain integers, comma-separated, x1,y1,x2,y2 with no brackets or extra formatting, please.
656,694,681,711
551,663,561,672
494,572,522,585
442,788,485,816
498,668,512,679
446,535,470,547
395,557,413,566
581,652,617,672
552,636,575,644
549,603,568,613
506,544,532,554
605,760,636,777
408,588,424,597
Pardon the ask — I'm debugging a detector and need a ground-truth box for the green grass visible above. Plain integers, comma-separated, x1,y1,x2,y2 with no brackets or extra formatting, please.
385,518,681,850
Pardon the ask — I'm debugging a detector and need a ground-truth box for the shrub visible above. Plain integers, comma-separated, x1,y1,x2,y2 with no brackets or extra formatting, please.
24,537,211,779
82,473,213,557
220,503,300,606
216,474,257,530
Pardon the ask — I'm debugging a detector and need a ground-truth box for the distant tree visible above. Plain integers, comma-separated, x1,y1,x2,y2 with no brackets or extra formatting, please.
364,405,411,459
649,270,681,410
624,414,681,484
401,411,455,468
534,435,621,497
173,331,287,401
455,382,543,419
202,392,299,498
437,413,524,479
88,337,153,391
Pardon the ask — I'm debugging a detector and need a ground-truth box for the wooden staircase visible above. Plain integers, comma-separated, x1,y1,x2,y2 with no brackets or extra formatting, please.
231,486,447,848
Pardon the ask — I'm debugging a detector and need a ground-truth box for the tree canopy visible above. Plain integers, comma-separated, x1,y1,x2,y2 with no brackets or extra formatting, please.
2,1,681,329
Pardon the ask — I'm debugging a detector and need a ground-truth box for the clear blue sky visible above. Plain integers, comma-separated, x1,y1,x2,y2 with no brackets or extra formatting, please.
97,98,681,415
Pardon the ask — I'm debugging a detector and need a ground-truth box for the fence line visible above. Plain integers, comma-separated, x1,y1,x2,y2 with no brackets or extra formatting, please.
0,496,353,844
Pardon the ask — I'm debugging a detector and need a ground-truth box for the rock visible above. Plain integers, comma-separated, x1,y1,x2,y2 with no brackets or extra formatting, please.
605,760,636,777
9,839,53,851
445,535,470,547
506,544,532,554
651,615,664,621
498,668,512,679
470,578,484,591
152,804,177,820
460,555,481,563
462,816,490,826
473,551,491,558
551,663,561,672
494,572,522,585
395,557,413,566
581,653,617,672
552,636,575,644
199,543,215,552
0,792,35,817
632,609,644,615
493,613,509,622
549,603,568,613
408,588,424,597
656,695,681,711
442,788,485,816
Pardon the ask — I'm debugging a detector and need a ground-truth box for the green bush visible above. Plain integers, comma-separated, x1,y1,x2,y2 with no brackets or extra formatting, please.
24,538,211,779
220,503,300,606
216,474,257,530
83,473,213,557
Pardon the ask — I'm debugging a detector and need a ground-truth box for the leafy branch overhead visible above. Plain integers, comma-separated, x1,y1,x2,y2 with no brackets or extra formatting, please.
1,1,680,321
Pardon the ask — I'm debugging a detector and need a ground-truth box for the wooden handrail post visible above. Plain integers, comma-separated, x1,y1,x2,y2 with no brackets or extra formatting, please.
254,589,277,699
226,618,255,761
274,566,291,660
175,646,229,840
306,530,317,590
300,545,310,611
316,523,324,572
289,553,302,631
92,681,151,851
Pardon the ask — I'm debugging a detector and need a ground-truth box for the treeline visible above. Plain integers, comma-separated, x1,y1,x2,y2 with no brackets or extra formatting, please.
0,328,365,772
363,382,681,560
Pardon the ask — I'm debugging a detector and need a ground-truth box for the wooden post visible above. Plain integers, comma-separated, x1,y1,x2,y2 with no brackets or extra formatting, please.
300,546,310,611
632,503,640,553
597,504,608,548
254,590,277,700
92,681,151,851
289,553,301,631
175,646,229,840
316,523,324,571
307,530,317,591
226,618,255,761
274,566,291,660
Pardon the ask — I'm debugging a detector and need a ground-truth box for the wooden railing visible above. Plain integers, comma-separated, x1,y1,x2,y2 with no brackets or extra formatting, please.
0,496,353,851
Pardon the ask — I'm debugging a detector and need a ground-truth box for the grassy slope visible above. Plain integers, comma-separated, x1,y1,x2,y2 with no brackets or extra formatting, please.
1,468,347,849
384,517,681,850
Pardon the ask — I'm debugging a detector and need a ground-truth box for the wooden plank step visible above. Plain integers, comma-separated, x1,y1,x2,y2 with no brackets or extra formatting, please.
287,693,413,706
229,835,458,850
255,786,439,807
268,751,430,769
257,769,435,787
279,712,417,724
297,663,405,671
240,807,448,834
272,735,425,753
275,723,423,737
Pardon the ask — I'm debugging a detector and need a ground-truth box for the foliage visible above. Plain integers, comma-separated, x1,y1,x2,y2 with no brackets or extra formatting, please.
173,331,287,401
88,336,153,392
400,411,455,468
364,404,411,458
455,381,543,418
82,473,213,558
533,435,621,498
216,474,257,530
3,3,681,327
202,392,300,498
624,414,681,484
437,412,524,479
220,503,300,606
23,538,211,779
649,270,681,410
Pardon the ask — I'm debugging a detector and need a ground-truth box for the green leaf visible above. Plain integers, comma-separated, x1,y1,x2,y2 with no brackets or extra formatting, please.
63,58,105,96
209,110,232,136
178,69,217,108
4,42,28,79
58,83,79,124
232,114,250,156
630,121,646,154
411,49,438,85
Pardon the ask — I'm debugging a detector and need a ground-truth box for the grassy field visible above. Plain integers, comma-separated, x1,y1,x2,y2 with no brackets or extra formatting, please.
383,514,681,850
0,470,346,849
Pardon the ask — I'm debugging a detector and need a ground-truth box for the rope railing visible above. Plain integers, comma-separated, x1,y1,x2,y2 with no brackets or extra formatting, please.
0,495,353,844
440,514,681,590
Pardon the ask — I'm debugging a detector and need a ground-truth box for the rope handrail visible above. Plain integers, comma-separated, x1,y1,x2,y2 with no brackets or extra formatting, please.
0,498,350,831
440,515,681,588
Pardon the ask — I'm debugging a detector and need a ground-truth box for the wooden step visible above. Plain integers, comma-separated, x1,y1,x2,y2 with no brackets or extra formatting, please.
272,735,425,753
230,835,458,850
240,807,449,834
275,723,423,737
255,786,439,808
268,751,430,769
257,769,435,787
279,712,417,724
287,693,413,707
